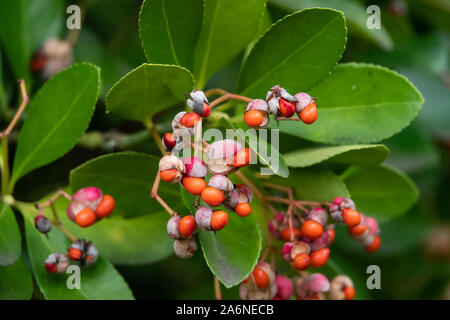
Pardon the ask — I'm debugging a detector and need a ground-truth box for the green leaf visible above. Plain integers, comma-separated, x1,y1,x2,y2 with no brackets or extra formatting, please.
270,0,393,50
221,118,289,178
272,63,424,144
341,165,419,222
236,8,347,97
0,204,21,266
0,257,33,299
199,209,261,288
283,144,389,168
11,63,100,189
21,207,134,300
139,0,203,70
193,0,266,88
70,152,187,218
270,167,349,201
106,63,194,122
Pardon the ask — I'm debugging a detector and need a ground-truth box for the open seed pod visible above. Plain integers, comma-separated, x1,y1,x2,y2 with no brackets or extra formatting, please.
206,139,242,175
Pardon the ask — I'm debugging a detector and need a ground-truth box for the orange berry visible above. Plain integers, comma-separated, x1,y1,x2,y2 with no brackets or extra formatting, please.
344,286,355,300
233,148,252,167
301,220,324,240
75,208,96,228
300,102,318,124
160,169,177,182
96,194,115,218
279,98,296,117
244,110,264,127
243,276,250,283
235,203,251,217
365,236,381,253
179,215,196,238
201,102,211,117
327,228,336,244
252,267,269,289
309,248,330,268
293,253,310,270
342,208,361,227
281,227,301,242
201,187,225,206
348,224,368,237
182,177,207,195
68,248,82,261
211,210,229,231
180,112,200,127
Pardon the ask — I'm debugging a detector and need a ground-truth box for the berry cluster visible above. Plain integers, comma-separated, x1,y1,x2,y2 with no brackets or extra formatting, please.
157,90,255,259
244,85,318,128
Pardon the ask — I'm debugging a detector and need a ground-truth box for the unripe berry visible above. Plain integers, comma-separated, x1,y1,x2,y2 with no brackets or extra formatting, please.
75,208,96,228
244,110,265,127
366,216,380,236
307,207,328,226
281,227,301,242
342,208,361,227
34,215,52,235
195,206,213,231
252,267,269,289
182,177,207,195
235,203,251,217
365,235,381,253
178,215,197,239
275,275,293,300
96,194,115,218
182,157,207,178
174,238,197,259
309,248,330,268
278,98,296,117
233,148,252,167
300,102,318,124
308,273,330,293
201,187,225,206
211,210,229,231
180,112,201,127
293,253,310,270
309,231,330,251
302,220,324,240
162,132,176,152
167,215,181,239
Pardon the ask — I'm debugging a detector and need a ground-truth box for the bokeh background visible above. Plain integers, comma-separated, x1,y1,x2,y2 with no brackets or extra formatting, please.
1,0,449,299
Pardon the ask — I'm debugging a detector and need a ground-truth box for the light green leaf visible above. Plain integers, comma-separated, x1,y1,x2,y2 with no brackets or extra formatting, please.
236,8,347,97
21,206,134,300
270,0,393,50
106,63,194,122
283,144,389,168
70,152,187,218
139,0,203,70
0,204,21,266
221,118,289,178
193,0,266,88
0,257,33,299
11,63,100,190
199,209,261,288
341,165,419,222
272,63,424,144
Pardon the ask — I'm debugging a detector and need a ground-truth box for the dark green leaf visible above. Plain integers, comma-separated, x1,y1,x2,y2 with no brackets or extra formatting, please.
283,144,389,168
341,165,419,222
0,204,21,266
0,257,33,299
272,63,424,144
11,63,100,189
139,0,203,70
193,0,266,87
236,8,347,97
106,63,194,122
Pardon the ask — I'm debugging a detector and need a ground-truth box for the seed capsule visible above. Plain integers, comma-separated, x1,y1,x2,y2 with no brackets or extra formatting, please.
329,275,354,300
186,89,210,117
45,253,69,274
173,238,198,259
244,99,269,128
182,157,207,178
275,275,293,300
206,139,242,175
34,215,52,235
195,206,213,231
167,215,181,239
162,132,177,152
159,155,185,183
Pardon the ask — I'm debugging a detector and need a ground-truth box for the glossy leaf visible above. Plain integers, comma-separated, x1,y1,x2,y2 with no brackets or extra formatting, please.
199,209,261,288
21,206,134,300
139,0,203,70
0,205,21,266
106,63,194,122
283,144,389,168
193,0,266,87
236,8,347,97
341,165,419,222
70,152,187,218
270,0,393,50
271,63,424,144
11,63,100,189
0,257,33,299
221,118,289,178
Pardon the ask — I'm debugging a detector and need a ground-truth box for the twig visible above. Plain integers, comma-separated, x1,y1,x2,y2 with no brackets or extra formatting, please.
214,277,222,300
0,80,29,138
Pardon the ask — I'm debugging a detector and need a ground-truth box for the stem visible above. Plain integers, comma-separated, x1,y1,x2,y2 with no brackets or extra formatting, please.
214,277,222,300
49,202,77,242
209,93,253,109
150,123,165,155
0,80,29,138
1,137,9,196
